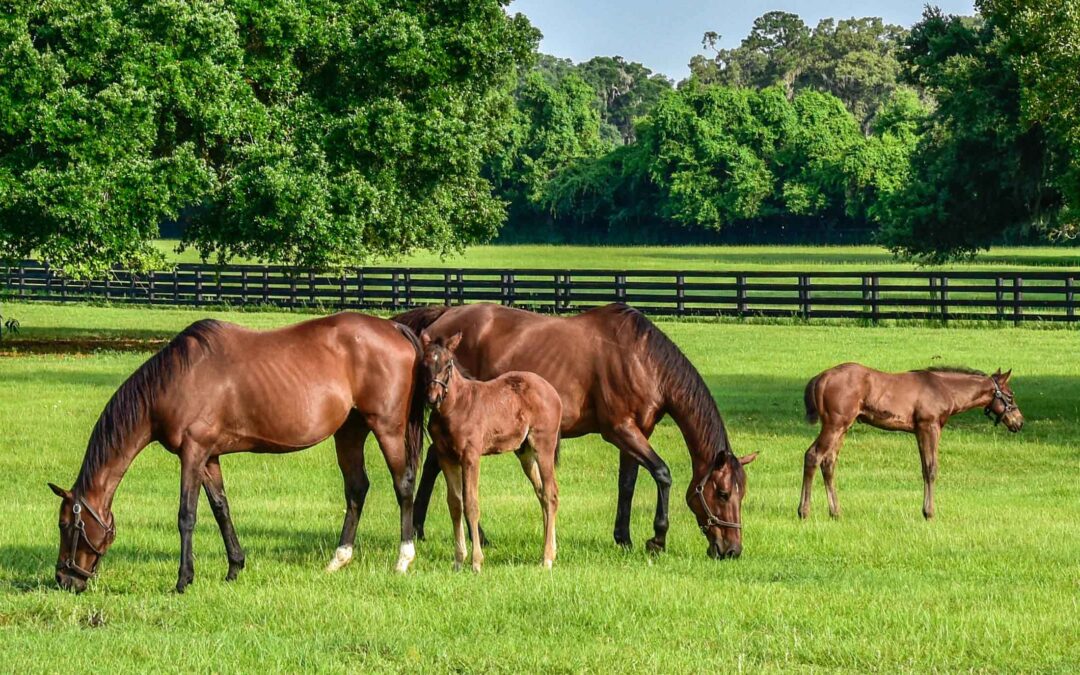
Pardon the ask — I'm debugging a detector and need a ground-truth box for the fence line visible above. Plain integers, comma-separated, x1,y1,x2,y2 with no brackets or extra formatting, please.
3,260,1078,323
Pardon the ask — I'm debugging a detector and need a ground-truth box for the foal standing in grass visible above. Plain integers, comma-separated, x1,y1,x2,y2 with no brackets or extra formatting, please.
799,363,1024,520
421,331,562,571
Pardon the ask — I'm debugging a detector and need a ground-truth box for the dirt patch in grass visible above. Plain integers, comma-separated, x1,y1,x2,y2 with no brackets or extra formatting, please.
0,338,166,356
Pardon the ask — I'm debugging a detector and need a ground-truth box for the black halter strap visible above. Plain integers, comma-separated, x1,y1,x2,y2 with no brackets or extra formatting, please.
57,496,114,580
430,359,454,409
984,376,1016,426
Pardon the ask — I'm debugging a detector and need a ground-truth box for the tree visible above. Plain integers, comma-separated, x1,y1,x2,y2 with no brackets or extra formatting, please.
0,0,538,275
879,7,1066,261
688,13,907,130
575,56,672,143
487,70,611,237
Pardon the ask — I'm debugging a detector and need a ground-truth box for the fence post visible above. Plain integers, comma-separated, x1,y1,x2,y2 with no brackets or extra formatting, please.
148,271,156,305
456,271,464,305
676,274,685,316
391,272,400,310
871,275,880,323
444,272,452,306
799,274,810,320
1013,276,1023,325
1067,276,1075,321
506,273,516,307
736,275,747,317
339,272,347,308
995,276,1004,321
196,269,204,305
241,269,250,306
404,271,413,308
357,269,365,308
940,275,949,324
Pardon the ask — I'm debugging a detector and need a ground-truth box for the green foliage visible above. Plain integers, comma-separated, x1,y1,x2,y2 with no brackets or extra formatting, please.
575,56,672,144
691,13,907,129
0,0,538,275
880,7,1067,262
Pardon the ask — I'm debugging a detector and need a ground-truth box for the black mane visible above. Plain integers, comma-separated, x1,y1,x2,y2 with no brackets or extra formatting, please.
925,366,987,376
608,304,732,462
75,320,225,493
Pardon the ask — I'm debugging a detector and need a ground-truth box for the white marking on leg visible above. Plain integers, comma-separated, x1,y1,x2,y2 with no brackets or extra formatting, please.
394,540,415,574
325,545,353,573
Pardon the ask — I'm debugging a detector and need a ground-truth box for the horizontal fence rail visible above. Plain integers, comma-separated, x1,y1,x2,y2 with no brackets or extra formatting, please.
3,260,1078,323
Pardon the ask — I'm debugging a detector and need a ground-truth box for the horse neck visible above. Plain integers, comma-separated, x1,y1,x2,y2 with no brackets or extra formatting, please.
663,383,728,478
437,363,474,416
944,374,995,415
74,418,153,517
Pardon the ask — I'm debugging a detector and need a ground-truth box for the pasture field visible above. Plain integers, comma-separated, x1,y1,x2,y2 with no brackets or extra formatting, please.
154,241,1080,272
1,300,1078,672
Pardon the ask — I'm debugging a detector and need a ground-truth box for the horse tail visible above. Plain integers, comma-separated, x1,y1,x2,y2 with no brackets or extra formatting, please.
395,323,427,475
393,306,451,335
804,375,821,425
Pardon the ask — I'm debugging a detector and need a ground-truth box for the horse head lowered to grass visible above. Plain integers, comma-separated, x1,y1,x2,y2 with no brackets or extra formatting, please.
50,313,426,593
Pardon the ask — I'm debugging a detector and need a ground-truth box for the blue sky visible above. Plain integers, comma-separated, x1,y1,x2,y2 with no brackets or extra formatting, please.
506,1,977,80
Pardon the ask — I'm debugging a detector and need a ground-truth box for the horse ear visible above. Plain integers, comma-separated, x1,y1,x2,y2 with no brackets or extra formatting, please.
993,367,1002,377
420,331,431,348
738,452,758,466
48,482,69,499
445,332,463,352
1000,369,1012,384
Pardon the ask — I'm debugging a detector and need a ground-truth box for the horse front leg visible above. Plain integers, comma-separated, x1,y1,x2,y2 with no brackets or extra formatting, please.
606,423,671,553
613,451,639,548
201,457,246,581
177,445,208,593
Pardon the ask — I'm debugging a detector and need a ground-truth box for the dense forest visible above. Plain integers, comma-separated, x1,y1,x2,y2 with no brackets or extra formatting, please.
491,3,1080,261
1,1,1077,273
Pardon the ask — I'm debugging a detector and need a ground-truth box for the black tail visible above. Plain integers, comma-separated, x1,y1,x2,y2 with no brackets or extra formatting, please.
804,375,820,425
395,323,427,474
393,306,451,335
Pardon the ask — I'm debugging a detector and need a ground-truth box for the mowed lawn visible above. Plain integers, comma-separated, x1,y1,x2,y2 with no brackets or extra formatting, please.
0,301,1077,671
154,240,1080,272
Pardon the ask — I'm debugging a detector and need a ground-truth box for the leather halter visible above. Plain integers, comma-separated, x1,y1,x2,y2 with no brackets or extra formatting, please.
693,459,742,533
430,359,454,409
57,496,114,580
984,376,1016,426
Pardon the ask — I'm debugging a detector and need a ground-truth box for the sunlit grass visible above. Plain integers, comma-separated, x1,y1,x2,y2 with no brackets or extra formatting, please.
153,240,1080,272
1,302,1077,671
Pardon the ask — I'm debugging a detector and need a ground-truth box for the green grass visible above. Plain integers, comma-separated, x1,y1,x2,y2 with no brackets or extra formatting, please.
1,301,1078,672
154,241,1080,272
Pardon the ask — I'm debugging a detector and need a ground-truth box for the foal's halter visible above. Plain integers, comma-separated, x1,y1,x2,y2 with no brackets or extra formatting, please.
429,358,455,408
693,463,742,533
984,377,1016,426
57,496,114,580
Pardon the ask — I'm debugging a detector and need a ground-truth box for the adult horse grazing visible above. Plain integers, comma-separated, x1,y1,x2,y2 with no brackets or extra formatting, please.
799,363,1023,520
49,313,425,593
421,331,562,571
395,303,757,559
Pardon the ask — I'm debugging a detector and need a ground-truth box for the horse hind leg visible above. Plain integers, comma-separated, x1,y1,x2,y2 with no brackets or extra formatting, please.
534,433,560,569
916,424,941,520
800,424,847,519
327,415,371,572
202,457,246,581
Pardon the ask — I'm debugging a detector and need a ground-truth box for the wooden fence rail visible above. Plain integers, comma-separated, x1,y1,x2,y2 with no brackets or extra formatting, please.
3,260,1078,323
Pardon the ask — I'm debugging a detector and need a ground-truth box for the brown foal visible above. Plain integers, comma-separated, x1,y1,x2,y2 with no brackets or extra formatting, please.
49,313,425,593
421,331,563,572
799,363,1024,520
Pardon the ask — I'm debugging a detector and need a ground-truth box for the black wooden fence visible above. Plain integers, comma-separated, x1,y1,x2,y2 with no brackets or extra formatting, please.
3,260,1078,323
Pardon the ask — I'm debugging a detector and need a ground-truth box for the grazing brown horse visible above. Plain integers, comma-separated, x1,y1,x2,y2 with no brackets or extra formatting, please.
799,363,1024,520
49,313,425,593
421,331,562,571
395,303,757,559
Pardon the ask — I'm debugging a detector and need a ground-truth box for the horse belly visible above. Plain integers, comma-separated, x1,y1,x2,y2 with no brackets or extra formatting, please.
223,378,354,451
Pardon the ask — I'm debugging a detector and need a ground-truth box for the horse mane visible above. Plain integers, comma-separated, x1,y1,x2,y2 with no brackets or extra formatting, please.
75,320,225,493
925,366,987,376
606,304,732,462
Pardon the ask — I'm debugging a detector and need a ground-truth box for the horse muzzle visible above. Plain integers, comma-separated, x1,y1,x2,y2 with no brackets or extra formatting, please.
56,570,87,593
707,539,742,560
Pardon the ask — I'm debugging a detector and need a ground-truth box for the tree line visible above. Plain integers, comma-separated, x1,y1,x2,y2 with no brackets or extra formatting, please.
1,1,1077,275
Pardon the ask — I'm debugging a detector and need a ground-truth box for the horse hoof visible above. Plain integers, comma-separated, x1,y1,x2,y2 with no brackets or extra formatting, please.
645,538,665,554
452,562,463,572
797,509,809,520
614,537,633,550
541,560,553,570
325,545,353,573
414,526,426,541
471,564,482,574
